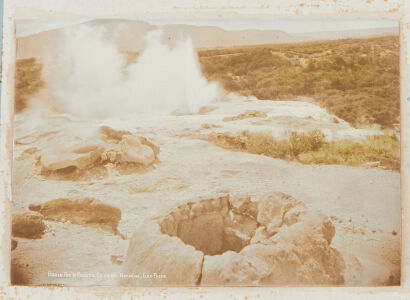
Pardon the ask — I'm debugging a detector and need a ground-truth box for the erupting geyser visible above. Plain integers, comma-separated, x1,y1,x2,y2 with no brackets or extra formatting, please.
45,25,220,118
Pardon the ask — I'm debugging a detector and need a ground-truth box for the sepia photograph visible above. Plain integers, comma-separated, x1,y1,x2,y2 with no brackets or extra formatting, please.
10,17,400,287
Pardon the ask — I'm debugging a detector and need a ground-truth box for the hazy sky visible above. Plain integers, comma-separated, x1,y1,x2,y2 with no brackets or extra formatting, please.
16,18,398,37
17,19,91,37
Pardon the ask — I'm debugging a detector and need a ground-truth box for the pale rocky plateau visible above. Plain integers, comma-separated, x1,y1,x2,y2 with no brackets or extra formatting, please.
11,96,400,286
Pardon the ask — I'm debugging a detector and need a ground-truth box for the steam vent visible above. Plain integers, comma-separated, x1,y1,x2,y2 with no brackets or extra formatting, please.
121,193,346,286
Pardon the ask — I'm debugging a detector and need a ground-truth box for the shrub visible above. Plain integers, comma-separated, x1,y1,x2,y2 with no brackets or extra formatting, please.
243,131,290,159
207,130,399,171
198,35,400,129
289,130,326,157
299,135,399,171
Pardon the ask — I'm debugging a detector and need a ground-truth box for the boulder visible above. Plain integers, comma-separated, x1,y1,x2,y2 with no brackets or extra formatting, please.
118,135,156,166
241,213,345,285
201,251,269,286
121,222,204,286
203,210,345,286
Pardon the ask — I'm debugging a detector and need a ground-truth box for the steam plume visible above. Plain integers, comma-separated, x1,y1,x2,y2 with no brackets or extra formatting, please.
44,25,220,118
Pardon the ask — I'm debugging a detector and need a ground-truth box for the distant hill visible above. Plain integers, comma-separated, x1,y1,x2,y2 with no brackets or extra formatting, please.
16,19,398,59
84,19,307,49
294,26,398,40
16,19,310,59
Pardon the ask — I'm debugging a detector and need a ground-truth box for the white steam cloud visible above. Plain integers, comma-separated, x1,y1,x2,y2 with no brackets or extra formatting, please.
45,25,220,118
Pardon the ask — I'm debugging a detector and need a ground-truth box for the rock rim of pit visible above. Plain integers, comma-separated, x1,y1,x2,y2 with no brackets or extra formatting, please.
121,192,346,286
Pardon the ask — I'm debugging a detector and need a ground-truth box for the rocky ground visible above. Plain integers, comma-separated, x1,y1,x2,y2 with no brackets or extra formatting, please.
11,96,400,286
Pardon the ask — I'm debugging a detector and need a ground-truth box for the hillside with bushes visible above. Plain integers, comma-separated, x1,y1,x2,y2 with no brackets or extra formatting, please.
198,35,400,130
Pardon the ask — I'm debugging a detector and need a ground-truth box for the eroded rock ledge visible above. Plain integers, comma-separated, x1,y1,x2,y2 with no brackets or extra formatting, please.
37,126,160,180
121,192,345,286
29,198,122,235
12,212,46,239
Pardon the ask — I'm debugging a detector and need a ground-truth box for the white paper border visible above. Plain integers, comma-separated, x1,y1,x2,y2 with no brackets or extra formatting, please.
1,0,409,298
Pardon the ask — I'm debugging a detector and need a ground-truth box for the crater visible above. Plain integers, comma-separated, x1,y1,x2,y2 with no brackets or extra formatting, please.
122,192,346,286
159,195,257,255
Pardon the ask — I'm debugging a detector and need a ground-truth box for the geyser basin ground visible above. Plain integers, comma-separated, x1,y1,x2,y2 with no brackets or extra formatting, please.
12,99,400,286
122,193,345,286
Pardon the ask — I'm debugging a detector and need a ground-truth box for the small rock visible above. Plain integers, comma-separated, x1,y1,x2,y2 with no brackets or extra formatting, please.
111,255,124,265
119,135,156,166
363,161,381,168
250,226,270,244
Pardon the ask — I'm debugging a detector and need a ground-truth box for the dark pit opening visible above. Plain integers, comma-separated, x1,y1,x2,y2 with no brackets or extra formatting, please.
159,196,258,255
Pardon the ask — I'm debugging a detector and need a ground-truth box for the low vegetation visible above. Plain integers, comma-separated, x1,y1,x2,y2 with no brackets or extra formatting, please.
207,130,399,171
198,35,400,129
298,135,399,170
